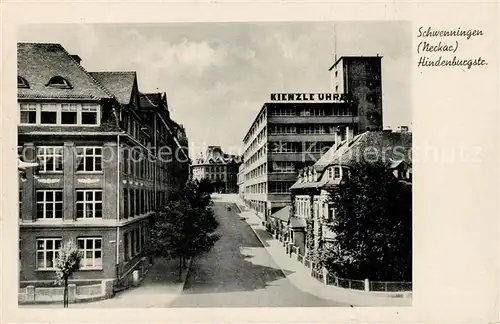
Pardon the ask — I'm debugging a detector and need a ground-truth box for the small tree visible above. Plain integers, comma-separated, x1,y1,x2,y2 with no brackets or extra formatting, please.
55,240,83,308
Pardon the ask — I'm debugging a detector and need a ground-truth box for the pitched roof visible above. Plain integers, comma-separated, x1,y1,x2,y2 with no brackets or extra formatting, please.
17,43,111,101
90,72,137,105
314,130,412,172
270,206,291,222
291,130,412,190
193,146,241,165
139,92,163,109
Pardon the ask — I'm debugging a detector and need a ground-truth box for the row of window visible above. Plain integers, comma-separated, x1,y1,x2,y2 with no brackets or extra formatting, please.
123,225,149,262
268,181,295,193
123,188,155,218
20,103,100,126
32,189,102,219
244,145,266,168
243,126,267,161
269,106,353,117
243,110,267,144
36,237,102,270
245,162,267,180
19,146,102,173
245,182,267,194
123,148,155,180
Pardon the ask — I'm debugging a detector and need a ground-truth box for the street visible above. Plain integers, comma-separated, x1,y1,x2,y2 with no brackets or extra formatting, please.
169,198,344,307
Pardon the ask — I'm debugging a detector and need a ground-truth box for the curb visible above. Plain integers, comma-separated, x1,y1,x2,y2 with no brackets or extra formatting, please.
234,201,410,306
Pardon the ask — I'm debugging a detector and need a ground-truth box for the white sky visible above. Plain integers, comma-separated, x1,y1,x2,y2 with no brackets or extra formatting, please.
19,21,411,157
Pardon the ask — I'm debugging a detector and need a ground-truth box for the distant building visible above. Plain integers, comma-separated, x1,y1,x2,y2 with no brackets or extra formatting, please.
242,55,384,225
288,130,412,255
191,146,242,193
17,43,189,296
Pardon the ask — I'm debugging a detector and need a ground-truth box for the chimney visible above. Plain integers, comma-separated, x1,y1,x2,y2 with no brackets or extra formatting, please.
334,126,342,150
70,55,82,64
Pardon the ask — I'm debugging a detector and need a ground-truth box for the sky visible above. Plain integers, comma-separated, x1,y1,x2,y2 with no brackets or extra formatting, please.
19,21,411,157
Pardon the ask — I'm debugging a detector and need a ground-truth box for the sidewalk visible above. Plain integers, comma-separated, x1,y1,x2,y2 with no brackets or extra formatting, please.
235,202,412,307
21,257,191,308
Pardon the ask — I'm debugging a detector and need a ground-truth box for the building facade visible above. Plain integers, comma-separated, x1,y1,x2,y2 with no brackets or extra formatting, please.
241,56,383,224
288,129,412,255
190,146,241,193
17,43,189,295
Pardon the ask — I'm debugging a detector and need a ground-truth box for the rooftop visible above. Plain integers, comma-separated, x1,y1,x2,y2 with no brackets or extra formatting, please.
18,43,112,101
90,71,137,105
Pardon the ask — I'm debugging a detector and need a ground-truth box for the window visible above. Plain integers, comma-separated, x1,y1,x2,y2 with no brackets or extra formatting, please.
76,147,102,172
47,76,71,88
36,238,62,269
36,190,63,219
37,146,63,172
82,104,99,125
19,189,22,219
123,189,129,217
328,167,333,179
76,190,102,219
20,103,36,124
272,162,295,173
124,233,130,261
61,104,78,124
78,238,102,269
18,76,29,88
334,167,341,179
130,230,136,256
18,103,101,126
40,104,57,124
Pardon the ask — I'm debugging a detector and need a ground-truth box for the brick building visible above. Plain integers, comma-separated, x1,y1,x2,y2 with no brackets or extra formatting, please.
241,56,383,224
190,146,241,193
17,43,189,295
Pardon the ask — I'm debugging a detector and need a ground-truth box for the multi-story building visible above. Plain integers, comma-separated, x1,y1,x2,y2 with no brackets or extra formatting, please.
17,43,189,296
288,129,412,254
190,146,241,193
242,56,383,224
329,55,383,132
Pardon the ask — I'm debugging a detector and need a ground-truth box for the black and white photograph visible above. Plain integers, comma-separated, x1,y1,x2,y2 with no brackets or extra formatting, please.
15,21,413,308
3,3,498,322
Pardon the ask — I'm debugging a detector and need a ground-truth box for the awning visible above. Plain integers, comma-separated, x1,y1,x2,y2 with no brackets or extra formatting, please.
270,206,291,223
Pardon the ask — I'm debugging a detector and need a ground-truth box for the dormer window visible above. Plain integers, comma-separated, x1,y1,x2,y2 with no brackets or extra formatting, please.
334,166,341,179
46,76,72,89
328,167,333,179
313,171,318,182
18,76,29,88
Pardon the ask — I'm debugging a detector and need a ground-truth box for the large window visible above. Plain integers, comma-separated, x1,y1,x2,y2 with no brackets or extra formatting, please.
37,146,63,172
76,190,102,219
76,147,102,172
272,161,295,173
20,103,37,124
36,238,61,269
36,190,63,219
79,103,98,124
61,104,78,124
78,237,102,269
18,102,100,126
40,104,58,124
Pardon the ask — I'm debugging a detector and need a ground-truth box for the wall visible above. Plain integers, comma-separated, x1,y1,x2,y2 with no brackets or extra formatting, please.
19,227,117,282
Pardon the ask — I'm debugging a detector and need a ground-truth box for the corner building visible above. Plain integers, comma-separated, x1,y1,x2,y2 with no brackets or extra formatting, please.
242,56,383,224
17,43,189,295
